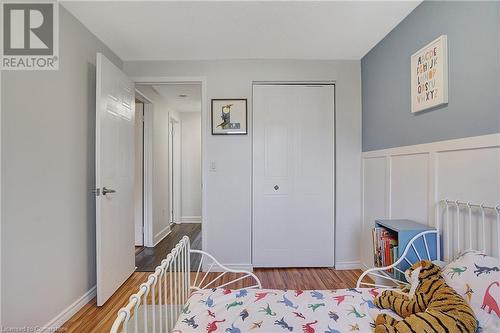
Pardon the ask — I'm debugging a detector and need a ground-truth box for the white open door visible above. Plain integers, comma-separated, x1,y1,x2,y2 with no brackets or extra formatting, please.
96,53,135,306
253,84,335,267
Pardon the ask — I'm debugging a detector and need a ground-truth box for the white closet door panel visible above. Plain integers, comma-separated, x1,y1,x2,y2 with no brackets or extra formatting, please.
253,85,334,267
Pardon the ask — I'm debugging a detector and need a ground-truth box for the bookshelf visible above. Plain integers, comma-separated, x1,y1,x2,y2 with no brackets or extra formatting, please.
372,219,437,280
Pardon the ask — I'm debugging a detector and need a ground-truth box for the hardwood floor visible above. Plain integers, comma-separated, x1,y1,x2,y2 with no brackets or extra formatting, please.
135,223,202,271
61,268,369,333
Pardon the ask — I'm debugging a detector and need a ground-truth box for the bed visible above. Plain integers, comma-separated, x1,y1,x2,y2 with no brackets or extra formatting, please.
110,200,500,333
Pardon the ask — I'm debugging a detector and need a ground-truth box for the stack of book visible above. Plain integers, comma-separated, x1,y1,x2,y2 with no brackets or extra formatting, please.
372,227,398,272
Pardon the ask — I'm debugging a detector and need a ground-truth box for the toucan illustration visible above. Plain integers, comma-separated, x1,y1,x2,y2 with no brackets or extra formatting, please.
216,104,232,129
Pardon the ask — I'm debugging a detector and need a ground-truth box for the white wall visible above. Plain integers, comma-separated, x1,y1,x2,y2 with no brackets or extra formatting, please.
1,7,123,327
180,112,202,221
125,59,362,268
136,86,178,245
361,134,500,268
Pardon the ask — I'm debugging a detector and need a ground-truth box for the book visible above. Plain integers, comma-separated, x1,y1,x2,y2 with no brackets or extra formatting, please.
372,226,398,271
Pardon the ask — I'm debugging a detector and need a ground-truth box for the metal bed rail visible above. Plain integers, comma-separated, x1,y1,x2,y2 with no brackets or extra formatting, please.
110,236,261,333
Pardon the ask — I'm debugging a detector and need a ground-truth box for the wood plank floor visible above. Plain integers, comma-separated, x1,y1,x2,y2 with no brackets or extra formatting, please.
135,223,202,271
61,268,368,333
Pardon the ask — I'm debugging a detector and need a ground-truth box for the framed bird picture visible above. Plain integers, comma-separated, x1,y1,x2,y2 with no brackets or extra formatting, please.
211,99,248,135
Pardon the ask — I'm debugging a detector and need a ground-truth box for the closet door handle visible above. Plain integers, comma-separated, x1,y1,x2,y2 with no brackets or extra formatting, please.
274,185,279,191
102,187,116,195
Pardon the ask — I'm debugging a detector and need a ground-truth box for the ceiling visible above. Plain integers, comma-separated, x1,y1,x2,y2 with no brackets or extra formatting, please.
62,1,421,61
148,84,202,113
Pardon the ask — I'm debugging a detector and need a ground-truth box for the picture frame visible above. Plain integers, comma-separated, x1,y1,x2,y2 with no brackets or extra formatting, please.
211,99,248,135
410,35,448,113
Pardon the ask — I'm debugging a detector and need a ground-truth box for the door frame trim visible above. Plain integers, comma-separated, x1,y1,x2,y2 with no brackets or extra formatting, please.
168,113,181,225
251,82,336,267
135,90,154,247
132,76,207,253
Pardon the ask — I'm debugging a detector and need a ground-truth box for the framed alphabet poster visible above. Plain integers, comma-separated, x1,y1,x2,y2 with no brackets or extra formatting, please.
411,35,448,113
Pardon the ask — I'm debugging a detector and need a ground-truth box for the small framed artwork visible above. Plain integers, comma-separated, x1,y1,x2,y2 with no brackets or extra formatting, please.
411,35,448,113
211,99,248,135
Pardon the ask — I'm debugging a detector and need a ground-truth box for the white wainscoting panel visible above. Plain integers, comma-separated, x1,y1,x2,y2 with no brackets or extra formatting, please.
437,147,500,204
361,156,387,266
361,133,500,268
390,153,429,224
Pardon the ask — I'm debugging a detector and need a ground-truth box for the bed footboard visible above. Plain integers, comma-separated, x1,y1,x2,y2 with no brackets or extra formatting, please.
110,236,261,333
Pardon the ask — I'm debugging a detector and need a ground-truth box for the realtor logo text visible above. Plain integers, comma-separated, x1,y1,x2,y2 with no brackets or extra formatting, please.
1,1,59,70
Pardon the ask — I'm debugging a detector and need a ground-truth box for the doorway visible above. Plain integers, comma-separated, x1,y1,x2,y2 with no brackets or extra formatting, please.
134,82,203,271
252,83,335,267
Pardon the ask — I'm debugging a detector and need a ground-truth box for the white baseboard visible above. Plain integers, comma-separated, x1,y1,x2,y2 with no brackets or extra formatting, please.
180,216,202,223
335,261,361,270
43,286,96,330
153,225,171,246
203,263,254,272
361,263,371,271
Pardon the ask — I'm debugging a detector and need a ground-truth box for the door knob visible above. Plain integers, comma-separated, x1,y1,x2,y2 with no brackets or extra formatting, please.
102,187,116,195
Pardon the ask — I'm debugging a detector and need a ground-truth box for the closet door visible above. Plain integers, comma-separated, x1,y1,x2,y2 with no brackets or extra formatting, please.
253,84,335,267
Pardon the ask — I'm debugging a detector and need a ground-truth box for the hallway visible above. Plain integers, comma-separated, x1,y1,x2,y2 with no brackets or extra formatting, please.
135,223,201,271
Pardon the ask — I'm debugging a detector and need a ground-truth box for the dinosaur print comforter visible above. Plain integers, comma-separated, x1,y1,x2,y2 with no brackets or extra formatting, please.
172,287,398,332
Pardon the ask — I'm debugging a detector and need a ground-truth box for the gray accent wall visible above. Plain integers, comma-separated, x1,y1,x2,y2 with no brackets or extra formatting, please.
1,6,122,326
362,1,500,151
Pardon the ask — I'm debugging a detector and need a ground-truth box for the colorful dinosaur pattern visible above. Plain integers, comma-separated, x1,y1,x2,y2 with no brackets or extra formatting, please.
368,288,379,298
464,283,474,303
292,311,306,319
474,264,500,276
254,292,277,302
328,311,339,321
173,287,412,332
250,321,263,330
310,291,324,300
236,289,248,298
259,303,277,316
346,306,366,318
274,317,294,331
226,301,243,311
332,295,354,306
447,266,467,279
302,320,318,333
307,303,325,312
225,323,242,333
206,319,226,333
481,281,500,317
240,309,249,321
324,326,341,333
349,323,360,331
278,295,299,309
360,297,375,309
182,315,199,328
347,288,362,294
182,302,191,314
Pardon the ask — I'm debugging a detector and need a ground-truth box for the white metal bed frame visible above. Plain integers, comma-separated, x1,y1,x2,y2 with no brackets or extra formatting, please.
111,199,499,333
110,236,262,333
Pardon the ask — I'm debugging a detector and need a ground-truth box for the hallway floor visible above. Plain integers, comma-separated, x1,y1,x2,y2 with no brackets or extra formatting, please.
135,223,201,271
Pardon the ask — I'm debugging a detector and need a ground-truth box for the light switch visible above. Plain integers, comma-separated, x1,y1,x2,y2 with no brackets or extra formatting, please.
210,161,217,172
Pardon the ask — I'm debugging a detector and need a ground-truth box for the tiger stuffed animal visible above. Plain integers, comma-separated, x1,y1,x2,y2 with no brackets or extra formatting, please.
374,260,477,333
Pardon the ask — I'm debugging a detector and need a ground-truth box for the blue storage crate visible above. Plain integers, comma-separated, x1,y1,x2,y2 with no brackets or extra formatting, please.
374,219,438,280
